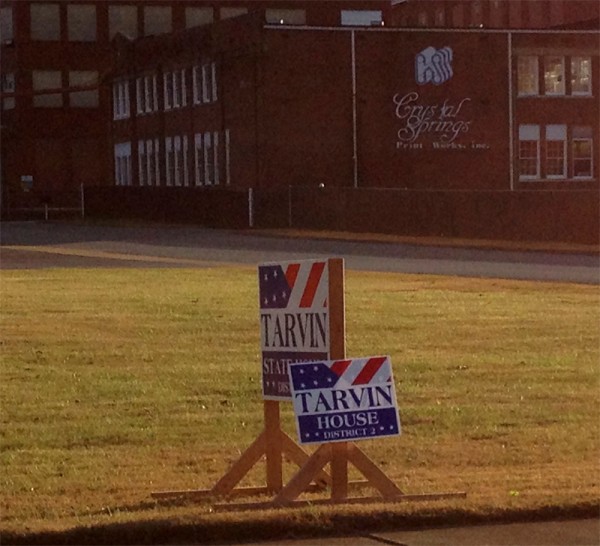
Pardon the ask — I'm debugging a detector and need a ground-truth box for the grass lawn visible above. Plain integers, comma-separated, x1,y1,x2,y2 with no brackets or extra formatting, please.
1,267,598,544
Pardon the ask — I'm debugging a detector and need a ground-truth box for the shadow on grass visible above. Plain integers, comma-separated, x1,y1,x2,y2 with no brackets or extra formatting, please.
2,502,598,546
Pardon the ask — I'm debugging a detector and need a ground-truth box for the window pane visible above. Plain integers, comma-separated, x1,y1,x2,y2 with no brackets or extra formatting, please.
517,56,538,95
341,10,383,26
33,70,62,107
109,5,138,39
31,3,60,41
144,6,172,36
573,139,593,178
519,141,538,177
571,57,591,95
220,7,248,20
1,7,14,41
68,4,96,41
185,7,213,28
544,56,564,95
545,141,565,177
69,70,98,107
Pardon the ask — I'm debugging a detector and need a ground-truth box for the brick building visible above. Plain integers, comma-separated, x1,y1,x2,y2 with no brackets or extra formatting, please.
108,16,598,192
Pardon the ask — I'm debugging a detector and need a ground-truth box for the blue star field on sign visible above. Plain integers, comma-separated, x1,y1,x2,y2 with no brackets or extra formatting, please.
290,362,340,391
259,265,291,309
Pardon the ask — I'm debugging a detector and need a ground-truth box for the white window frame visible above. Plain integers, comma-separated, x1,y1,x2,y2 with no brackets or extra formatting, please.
572,127,593,180
518,124,540,180
113,80,130,119
544,125,567,180
173,135,182,186
136,77,144,115
163,72,173,111
114,142,132,186
138,140,146,185
571,57,592,96
165,136,173,186
341,10,383,26
194,133,204,185
204,131,213,185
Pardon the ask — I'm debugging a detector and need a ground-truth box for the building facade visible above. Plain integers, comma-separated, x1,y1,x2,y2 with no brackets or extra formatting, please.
108,16,598,194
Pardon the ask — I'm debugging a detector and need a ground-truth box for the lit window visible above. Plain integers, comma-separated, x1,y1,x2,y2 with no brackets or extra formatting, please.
194,133,204,186
33,70,62,107
518,124,540,180
30,3,60,41
1,7,14,42
572,127,593,179
144,138,160,186
517,56,538,96
145,75,158,113
265,9,306,25
67,4,96,42
144,6,172,36
114,142,132,186
544,56,565,95
69,71,98,108
109,5,138,39
185,7,214,28
545,125,566,179
571,57,591,95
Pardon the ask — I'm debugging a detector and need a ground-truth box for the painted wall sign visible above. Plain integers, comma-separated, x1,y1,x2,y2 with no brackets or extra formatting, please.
288,356,401,445
259,259,330,400
393,44,490,152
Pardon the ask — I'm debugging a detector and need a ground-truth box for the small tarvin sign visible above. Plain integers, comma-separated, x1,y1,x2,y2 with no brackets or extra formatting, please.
288,356,401,445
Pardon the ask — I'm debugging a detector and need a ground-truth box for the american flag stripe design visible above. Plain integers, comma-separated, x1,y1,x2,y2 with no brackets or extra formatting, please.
299,261,326,308
351,356,387,385
282,261,328,309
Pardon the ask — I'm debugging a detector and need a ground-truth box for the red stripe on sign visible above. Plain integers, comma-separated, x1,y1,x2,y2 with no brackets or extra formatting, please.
330,359,352,377
352,356,387,385
299,261,326,308
285,263,300,290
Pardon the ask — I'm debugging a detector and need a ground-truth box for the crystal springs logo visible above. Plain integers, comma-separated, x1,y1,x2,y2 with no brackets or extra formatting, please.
415,46,453,85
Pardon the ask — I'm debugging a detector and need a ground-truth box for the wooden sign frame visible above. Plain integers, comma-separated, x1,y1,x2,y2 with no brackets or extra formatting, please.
153,257,466,508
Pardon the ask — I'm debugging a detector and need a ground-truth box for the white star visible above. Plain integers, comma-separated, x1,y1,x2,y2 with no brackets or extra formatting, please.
299,369,305,374
313,380,318,386
300,383,305,388
273,270,278,278
327,377,332,383
272,294,277,302
313,366,319,371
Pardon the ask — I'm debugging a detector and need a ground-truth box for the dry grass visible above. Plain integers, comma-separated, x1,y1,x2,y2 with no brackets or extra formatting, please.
1,268,598,543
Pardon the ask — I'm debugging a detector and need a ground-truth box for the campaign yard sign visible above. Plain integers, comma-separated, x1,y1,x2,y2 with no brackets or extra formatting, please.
288,356,401,445
259,259,331,400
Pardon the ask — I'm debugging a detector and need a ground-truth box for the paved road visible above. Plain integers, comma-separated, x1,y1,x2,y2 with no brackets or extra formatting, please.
1,222,598,284
243,518,600,546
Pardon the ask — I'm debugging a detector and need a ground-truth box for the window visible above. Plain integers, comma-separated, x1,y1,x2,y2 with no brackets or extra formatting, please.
341,10,383,26
163,72,173,110
114,142,132,186
1,7,14,42
112,80,130,119
32,70,62,107
544,56,564,95
571,57,591,95
220,7,248,20
470,0,483,27
68,4,96,41
265,9,306,25
517,56,538,95
193,63,217,104
30,3,60,41
2,73,15,110
194,133,204,186
69,71,98,107
165,137,174,186
434,8,445,27
144,6,172,36
204,132,214,185
145,139,160,186
224,129,230,185
185,7,213,28
518,124,540,179
109,5,138,39
138,140,146,186
545,125,566,179
146,75,158,112
136,77,144,114
573,127,593,179
172,69,186,108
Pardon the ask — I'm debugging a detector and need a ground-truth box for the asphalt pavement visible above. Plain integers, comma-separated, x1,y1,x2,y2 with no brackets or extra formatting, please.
1,221,598,284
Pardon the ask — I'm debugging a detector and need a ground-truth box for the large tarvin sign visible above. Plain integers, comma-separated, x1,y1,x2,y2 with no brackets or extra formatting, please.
259,260,330,400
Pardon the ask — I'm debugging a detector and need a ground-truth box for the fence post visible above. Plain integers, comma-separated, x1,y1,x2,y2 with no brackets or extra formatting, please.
248,187,254,228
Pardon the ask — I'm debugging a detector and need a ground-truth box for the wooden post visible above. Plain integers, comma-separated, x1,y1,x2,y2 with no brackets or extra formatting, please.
264,400,283,493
